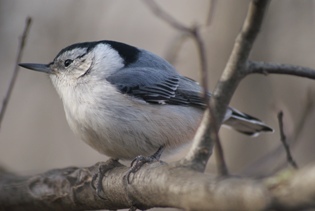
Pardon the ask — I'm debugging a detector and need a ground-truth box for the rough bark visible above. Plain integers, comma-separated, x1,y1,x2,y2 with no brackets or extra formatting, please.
1,160,315,210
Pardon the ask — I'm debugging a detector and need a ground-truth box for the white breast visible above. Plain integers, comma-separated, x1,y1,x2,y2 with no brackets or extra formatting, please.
51,76,203,160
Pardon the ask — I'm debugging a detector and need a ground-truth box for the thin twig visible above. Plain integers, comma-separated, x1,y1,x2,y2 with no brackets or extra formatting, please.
165,0,216,63
192,28,228,175
192,28,209,103
209,107,228,175
142,0,192,34
242,90,314,176
0,17,32,130
205,0,217,26
164,33,189,64
277,111,298,169
248,61,315,80
197,0,228,175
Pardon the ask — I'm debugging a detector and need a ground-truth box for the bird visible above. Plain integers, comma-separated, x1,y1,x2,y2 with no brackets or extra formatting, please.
19,40,273,161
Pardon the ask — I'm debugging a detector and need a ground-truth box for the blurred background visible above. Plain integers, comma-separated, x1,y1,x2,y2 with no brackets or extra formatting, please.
1,0,315,183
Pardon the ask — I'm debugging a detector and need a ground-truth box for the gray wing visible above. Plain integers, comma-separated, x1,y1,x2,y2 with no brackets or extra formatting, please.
106,67,206,107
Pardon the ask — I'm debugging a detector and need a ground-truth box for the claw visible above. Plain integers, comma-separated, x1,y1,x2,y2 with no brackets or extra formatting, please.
91,159,120,199
124,146,165,184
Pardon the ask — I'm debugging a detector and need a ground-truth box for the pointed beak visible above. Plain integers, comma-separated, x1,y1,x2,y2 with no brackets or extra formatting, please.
19,63,52,74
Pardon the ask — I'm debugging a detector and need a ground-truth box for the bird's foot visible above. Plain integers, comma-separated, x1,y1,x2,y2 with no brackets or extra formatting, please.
91,158,121,199
125,146,165,184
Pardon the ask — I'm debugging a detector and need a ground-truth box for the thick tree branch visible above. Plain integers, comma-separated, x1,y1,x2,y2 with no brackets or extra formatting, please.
2,160,315,210
0,17,32,130
185,0,270,171
212,0,270,123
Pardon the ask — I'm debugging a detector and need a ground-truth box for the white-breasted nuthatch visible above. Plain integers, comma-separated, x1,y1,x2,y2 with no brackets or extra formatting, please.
19,40,273,160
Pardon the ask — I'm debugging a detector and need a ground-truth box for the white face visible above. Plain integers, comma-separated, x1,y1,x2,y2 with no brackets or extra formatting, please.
50,47,93,80
49,43,125,85
45,43,125,105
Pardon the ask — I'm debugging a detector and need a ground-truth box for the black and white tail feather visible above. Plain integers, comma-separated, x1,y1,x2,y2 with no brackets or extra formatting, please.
224,108,273,136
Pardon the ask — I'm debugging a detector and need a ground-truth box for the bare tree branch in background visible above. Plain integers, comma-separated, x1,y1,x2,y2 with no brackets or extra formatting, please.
242,90,314,176
0,17,32,131
205,0,217,26
248,61,315,79
277,111,298,169
164,0,217,63
164,33,188,64
142,0,192,34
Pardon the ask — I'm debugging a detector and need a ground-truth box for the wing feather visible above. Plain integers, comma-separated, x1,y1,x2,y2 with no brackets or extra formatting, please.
106,67,206,107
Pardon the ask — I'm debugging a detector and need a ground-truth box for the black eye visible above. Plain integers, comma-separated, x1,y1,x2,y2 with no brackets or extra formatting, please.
64,59,73,67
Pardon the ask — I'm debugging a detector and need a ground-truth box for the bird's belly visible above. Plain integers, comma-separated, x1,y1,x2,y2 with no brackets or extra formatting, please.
66,102,203,160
